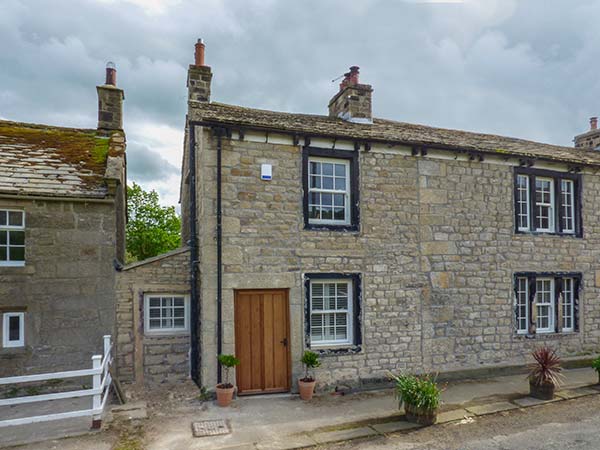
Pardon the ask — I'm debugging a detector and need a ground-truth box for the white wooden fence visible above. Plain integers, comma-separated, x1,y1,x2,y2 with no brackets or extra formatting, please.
0,335,113,428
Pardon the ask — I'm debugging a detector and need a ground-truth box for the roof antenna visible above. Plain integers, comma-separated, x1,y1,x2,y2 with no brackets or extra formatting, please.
331,73,345,83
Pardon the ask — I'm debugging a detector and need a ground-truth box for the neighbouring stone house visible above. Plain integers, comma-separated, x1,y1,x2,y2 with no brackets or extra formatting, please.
0,66,126,376
118,40,600,394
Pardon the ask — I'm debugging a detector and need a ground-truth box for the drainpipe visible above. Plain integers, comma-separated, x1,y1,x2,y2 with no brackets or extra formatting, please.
189,124,200,386
215,127,224,384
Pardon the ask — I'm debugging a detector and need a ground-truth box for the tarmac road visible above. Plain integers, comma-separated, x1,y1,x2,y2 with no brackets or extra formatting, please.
328,393,600,450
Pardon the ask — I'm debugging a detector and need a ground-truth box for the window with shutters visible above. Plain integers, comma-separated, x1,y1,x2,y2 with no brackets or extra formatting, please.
514,273,580,335
304,273,361,351
302,147,359,231
513,168,581,236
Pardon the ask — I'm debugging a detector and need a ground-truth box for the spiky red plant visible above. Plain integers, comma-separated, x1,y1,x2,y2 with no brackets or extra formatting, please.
528,347,564,387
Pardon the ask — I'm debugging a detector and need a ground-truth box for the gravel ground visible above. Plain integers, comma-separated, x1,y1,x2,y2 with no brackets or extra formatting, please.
327,394,600,450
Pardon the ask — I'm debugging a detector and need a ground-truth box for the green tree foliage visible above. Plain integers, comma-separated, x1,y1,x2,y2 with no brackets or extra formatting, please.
126,182,181,262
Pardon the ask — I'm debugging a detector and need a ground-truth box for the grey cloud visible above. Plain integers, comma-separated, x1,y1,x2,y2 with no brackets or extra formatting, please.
126,141,180,182
2,0,600,206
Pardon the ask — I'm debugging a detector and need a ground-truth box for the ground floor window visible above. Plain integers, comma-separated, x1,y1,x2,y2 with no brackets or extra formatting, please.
304,273,361,350
144,294,190,334
2,312,25,347
514,273,580,335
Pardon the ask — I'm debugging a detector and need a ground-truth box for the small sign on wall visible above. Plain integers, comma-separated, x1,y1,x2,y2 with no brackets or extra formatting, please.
261,164,272,181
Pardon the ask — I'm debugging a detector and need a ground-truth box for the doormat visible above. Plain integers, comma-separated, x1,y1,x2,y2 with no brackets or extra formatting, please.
191,419,231,437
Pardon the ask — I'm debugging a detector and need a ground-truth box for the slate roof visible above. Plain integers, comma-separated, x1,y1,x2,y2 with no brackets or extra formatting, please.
191,102,600,167
0,120,125,198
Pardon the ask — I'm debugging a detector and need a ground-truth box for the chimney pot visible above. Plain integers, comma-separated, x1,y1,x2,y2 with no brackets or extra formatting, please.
194,39,206,67
105,61,117,86
591,117,598,131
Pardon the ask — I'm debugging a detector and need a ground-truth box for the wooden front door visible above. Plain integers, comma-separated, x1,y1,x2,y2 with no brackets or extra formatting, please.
234,289,290,395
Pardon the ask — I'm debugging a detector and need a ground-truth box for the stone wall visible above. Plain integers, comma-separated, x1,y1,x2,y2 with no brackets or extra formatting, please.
0,198,118,377
190,126,600,392
115,248,191,385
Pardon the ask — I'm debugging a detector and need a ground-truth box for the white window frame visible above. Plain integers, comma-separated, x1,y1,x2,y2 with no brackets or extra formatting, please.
534,178,554,232
309,279,353,347
0,209,25,267
307,157,351,226
3,312,25,348
516,175,530,231
561,179,575,234
535,278,554,333
515,277,529,334
144,294,190,335
561,277,575,332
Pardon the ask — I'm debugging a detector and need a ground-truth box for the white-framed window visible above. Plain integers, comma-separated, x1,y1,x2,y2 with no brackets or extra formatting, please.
515,277,529,334
535,178,554,232
516,175,530,231
561,179,575,234
535,278,554,333
0,210,25,266
3,312,25,348
562,277,575,332
144,294,190,334
309,279,353,346
308,158,351,226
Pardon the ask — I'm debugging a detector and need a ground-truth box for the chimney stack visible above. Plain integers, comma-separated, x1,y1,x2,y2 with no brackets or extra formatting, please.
574,116,600,149
187,38,212,103
97,62,124,132
328,66,373,124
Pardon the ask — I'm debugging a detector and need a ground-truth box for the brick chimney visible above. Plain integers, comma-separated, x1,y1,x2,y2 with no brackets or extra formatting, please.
328,66,373,124
97,62,124,132
574,116,600,149
187,39,212,102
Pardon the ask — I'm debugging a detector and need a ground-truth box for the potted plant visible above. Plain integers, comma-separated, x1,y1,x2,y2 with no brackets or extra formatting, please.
390,373,441,426
216,354,240,407
592,356,600,385
298,350,321,400
528,347,563,400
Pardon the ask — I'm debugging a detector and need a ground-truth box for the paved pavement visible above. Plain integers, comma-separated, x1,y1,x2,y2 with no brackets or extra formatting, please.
143,368,598,450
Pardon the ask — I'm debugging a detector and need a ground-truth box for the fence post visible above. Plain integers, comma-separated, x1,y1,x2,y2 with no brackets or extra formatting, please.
91,355,102,429
103,335,111,363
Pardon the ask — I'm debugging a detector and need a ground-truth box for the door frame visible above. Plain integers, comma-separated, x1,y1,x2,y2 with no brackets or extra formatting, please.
234,288,292,395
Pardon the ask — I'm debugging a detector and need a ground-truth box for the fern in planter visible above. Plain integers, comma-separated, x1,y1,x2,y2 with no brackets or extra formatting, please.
300,350,321,382
390,373,441,425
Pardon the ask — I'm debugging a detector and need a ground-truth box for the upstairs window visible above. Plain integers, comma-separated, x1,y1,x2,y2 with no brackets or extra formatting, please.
303,148,359,231
514,168,581,236
0,210,25,266
514,273,580,335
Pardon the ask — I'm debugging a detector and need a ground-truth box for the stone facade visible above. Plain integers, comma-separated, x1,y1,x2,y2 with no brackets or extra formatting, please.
0,198,121,376
115,248,191,385
183,126,600,392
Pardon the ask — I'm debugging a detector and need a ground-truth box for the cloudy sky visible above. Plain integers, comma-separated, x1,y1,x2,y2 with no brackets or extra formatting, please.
1,0,599,208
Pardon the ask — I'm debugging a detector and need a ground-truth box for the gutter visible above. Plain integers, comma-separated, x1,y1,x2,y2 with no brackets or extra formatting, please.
215,126,224,384
189,124,200,386
187,122,226,386
0,194,115,204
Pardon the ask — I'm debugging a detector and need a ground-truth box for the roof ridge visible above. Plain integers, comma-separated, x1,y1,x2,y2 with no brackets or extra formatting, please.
0,119,97,134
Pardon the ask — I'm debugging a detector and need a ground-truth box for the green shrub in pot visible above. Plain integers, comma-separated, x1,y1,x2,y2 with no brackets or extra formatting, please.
389,373,441,425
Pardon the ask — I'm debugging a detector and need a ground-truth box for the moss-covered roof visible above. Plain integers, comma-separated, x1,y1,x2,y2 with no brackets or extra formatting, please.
0,120,125,198
190,102,600,167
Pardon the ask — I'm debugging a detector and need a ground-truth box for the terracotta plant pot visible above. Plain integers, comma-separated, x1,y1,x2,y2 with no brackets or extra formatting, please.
529,380,555,400
404,403,437,426
216,384,235,407
298,378,316,401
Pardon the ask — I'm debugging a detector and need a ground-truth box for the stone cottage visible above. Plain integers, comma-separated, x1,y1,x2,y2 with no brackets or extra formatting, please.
0,66,126,376
118,40,600,394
